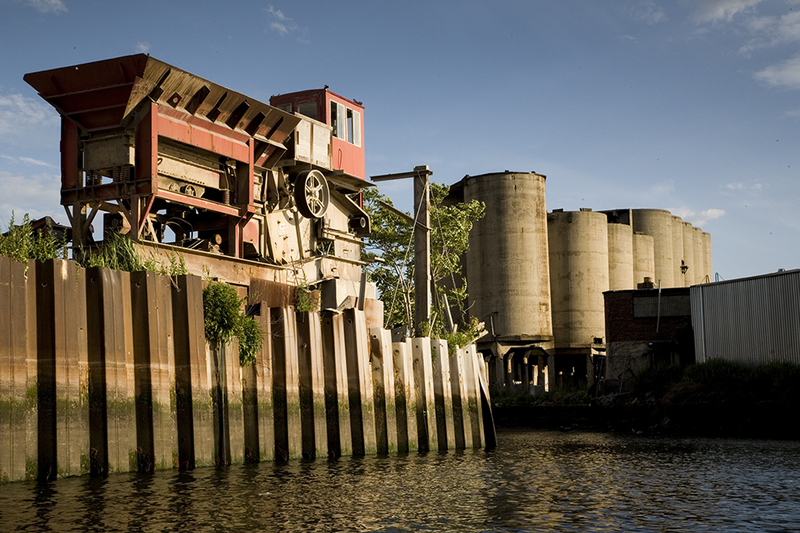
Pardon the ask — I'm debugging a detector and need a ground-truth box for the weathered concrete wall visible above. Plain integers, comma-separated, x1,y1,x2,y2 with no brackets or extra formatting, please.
462,172,553,343
607,223,633,291
632,209,675,288
548,210,609,348
0,259,492,482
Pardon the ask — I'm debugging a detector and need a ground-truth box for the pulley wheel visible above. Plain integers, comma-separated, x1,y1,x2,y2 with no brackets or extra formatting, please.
293,170,330,218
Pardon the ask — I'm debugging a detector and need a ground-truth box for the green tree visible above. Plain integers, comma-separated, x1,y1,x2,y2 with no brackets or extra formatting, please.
362,183,486,344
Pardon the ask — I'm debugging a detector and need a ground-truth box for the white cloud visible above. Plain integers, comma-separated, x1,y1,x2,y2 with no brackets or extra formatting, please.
24,0,67,13
631,1,667,25
0,170,62,221
755,53,800,88
669,206,726,225
264,5,309,42
725,181,763,189
135,41,151,54
0,93,58,136
692,0,766,23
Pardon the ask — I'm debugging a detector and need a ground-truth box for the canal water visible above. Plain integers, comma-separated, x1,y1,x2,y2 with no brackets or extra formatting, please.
1,429,799,532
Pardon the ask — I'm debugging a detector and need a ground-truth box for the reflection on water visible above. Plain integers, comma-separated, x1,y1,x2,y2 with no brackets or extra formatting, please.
2,430,799,532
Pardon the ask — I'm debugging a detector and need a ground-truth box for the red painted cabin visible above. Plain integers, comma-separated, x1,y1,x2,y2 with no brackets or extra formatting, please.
270,89,365,181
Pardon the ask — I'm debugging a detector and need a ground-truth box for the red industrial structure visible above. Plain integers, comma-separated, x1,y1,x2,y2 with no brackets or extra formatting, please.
24,54,371,286
270,89,365,181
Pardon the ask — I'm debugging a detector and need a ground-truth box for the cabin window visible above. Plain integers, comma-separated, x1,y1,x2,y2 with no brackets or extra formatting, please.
347,109,361,147
331,101,346,139
296,101,318,121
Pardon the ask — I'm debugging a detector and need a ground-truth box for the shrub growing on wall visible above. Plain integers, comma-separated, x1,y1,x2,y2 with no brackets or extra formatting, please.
202,281,263,366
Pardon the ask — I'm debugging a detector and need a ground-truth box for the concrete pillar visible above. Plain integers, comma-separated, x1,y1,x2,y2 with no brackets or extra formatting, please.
320,311,351,457
411,337,438,452
343,308,376,455
36,259,90,480
392,339,418,453
369,327,398,454
431,339,455,450
296,311,327,459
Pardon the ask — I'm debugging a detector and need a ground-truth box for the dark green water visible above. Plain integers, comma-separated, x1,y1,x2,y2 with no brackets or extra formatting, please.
1,429,798,532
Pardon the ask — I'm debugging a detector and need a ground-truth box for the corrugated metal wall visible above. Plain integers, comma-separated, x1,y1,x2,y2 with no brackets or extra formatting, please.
691,270,800,365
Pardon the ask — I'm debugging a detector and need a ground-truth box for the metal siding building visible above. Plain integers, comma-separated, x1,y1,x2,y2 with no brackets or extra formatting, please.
691,270,800,365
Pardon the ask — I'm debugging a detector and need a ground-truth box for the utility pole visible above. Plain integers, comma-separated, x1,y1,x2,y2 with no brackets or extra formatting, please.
371,165,433,335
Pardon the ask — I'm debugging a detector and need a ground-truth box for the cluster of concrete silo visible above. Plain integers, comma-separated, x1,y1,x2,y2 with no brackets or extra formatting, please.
449,171,712,393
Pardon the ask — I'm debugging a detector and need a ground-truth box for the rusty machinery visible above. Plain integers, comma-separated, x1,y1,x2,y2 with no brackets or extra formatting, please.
24,54,371,279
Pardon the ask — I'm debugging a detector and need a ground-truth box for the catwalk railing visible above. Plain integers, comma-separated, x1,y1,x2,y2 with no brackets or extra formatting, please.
0,257,494,482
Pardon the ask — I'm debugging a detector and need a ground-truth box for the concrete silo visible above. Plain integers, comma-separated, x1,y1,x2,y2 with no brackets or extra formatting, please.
702,232,712,282
671,215,685,286
548,209,609,348
632,209,674,287
458,171,554,393
633,232,655,287
692,226,705,284
682,221,696,287
607,222,634,290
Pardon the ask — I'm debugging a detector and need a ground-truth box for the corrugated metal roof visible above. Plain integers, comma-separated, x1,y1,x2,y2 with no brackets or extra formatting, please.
691,270,800,365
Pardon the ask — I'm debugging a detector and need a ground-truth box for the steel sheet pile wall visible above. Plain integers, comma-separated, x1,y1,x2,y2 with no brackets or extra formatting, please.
0,259,491,482
691,270,800,365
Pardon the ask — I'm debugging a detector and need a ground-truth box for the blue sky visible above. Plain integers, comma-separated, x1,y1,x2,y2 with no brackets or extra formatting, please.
1,0,798,279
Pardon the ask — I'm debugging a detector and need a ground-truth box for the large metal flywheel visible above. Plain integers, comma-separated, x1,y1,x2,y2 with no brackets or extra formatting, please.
293,169,330,218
